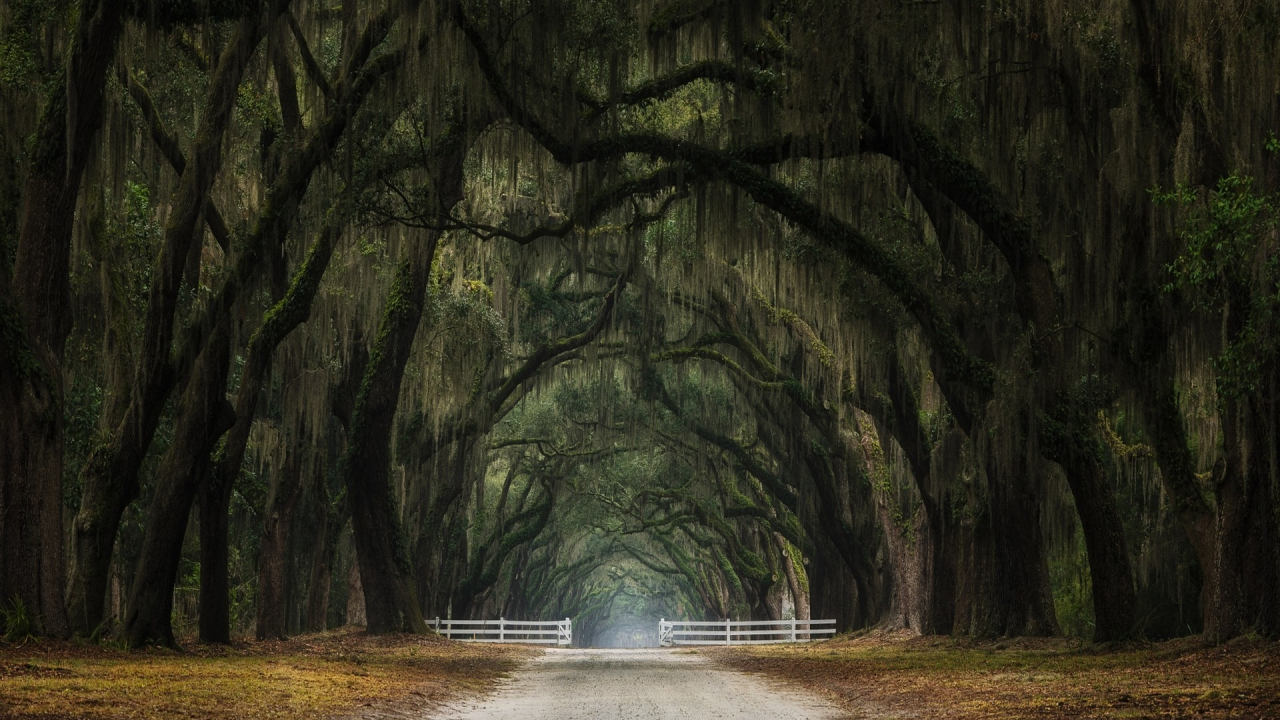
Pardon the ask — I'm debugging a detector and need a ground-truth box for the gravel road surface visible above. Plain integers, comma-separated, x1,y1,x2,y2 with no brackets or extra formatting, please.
428,647,844,719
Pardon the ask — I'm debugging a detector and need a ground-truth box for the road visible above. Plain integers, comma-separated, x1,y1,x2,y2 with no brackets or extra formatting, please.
428,648,844,719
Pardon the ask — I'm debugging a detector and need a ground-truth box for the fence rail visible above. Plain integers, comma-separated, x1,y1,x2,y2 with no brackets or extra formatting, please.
658,618,837,646
432,617,572,646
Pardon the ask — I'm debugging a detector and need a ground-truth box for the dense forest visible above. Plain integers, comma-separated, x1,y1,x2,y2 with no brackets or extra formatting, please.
1,0,1277,652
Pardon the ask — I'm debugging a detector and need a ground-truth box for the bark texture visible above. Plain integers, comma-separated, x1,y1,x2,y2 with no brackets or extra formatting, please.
1,0,127,638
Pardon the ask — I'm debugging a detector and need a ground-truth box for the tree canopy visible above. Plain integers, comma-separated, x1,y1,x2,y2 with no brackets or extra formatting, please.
1,0,1277,648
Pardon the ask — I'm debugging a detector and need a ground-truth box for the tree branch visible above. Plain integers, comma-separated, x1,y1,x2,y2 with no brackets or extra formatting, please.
118,68,232,253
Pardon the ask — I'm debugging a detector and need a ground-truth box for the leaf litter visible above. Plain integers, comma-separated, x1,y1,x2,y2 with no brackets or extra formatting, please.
705,629,1280,719
0,627,534,720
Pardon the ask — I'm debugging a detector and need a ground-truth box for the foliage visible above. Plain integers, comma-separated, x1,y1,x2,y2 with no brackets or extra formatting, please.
1,596,36,644
1048,529,1095,640
2,0,1277,668
1157,174,1280,402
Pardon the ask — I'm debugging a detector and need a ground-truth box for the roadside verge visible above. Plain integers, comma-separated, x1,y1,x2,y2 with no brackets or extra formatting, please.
0,626,536,719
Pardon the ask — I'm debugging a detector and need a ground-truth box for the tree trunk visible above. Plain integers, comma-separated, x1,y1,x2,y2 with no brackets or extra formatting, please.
304,471,342,633
1206,379,1280,641
757,530,785,622
0,356,69,638
197,465,236,643
808,538,859,632
413,438,475,618
1062,454,1138,642
827,438,881,627
68,7,271,634
856,411,928,633
257,444,310,640
342,134,466,633
962,414,1058,637
874,490,927,632
346,555,367,626
200,204,345,642
122,328,234,648
775,532,810,622
434,506,469,619
1,0,127,639
1122,301,1218,623
1040,406,1138,642
861,354,960,635
342,243,436,634
922,470,960,635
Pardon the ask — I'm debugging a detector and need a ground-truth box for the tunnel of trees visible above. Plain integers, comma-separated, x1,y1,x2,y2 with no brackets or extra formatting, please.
1,0,1277,649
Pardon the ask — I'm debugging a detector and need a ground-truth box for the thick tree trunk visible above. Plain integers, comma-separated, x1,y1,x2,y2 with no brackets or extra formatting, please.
122,328,234,648
257,445,310,640
790,438,876,628
413,439,472,618
808,539,859,632
342,240,438,634
0,362,68,638
1063,456,1138,641
856,411,928,633
197,466,236,643
1040,409,1138,642
988,483,1057,636
757,530,785,623
830,441,881,627
200,205,345,641
874,493,927,632
68,7,271,634
304,531,336,632
304,471,342,633
1206,382,1280,641
0,359,68,638
342,134,466,633
346,557,366,626
1,0,127,638
433,507,469,618
916,501,956,635
962,415,1058,637
861,355,960,635
923,473,960,635
1136,345,1218,613
775,532,810,622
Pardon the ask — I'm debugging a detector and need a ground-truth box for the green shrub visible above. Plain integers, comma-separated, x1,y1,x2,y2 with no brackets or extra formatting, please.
1,595,36,643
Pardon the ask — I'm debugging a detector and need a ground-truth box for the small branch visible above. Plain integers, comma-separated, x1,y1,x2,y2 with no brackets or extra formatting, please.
119,67,231,254
284,10,333,100
580,60,776,120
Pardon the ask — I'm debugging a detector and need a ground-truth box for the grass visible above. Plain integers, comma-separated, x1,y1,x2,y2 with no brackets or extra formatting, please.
707,630,1280,719
0,626,534,719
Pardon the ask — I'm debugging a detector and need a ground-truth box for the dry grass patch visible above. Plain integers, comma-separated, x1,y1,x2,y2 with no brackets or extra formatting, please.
706,630,1280,719
0,626,534,719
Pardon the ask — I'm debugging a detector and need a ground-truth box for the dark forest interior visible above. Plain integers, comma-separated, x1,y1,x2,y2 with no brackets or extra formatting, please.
1,1,1279,715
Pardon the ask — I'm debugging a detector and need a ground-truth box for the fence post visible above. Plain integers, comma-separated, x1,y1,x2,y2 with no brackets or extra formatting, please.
725,618,731,646
790,617,796,642
499,617,504,642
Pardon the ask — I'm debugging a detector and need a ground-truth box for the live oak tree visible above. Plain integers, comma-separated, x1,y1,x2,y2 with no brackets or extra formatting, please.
1,0,1276,647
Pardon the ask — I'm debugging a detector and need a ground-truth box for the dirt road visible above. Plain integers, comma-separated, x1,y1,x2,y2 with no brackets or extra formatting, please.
428,648,844,719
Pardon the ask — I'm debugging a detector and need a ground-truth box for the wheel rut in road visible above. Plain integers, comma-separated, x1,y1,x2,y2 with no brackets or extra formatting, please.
428,647,844,719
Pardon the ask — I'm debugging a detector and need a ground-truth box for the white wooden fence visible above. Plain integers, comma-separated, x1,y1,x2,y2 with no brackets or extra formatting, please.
658,618,837,646
432,617,572,646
